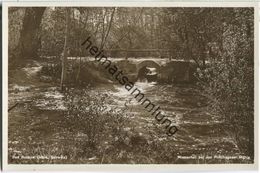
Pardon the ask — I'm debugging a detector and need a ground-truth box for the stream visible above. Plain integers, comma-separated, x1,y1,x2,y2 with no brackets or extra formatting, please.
8,66,250,163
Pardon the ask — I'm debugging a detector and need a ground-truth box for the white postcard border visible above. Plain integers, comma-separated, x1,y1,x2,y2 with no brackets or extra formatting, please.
2,1,259,171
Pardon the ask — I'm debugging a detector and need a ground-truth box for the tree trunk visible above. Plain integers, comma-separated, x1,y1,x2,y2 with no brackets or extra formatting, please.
100,8,115,50
18,7,46,59
60,8,70,91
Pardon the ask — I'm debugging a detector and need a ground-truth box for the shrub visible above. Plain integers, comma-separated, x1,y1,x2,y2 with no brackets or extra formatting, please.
63,88,108,147
196,13,254,160
62,88,131,160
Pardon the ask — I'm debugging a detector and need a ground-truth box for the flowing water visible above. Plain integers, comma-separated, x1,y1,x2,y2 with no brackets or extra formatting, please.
8,65,251,163
90,81,246,162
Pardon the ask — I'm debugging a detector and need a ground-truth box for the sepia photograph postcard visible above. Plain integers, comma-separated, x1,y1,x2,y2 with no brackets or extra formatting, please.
2,0,259,171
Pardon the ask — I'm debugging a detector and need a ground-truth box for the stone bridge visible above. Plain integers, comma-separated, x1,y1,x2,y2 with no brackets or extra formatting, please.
111,58,196,83
71,57,197,83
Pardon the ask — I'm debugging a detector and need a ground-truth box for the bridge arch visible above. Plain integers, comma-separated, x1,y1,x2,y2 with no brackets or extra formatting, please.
136,60,161,72
136,60,161,82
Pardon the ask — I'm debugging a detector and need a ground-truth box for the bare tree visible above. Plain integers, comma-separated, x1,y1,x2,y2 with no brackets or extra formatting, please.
99,8,116,50
60,8,70,91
